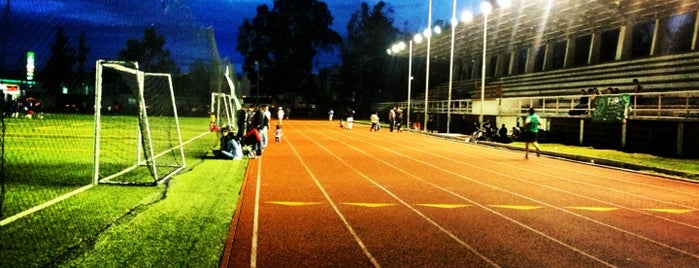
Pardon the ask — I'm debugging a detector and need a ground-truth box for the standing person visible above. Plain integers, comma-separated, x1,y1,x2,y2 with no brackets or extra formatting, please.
345,107,355,130
388,106,396,132
277,107,285,125
394,106,403,132
236,106,248,139
244,127,263,157
274,124,283,143
260,105,271,148
369,112,380,132
250,105,268,151
209,112,219,132
328,108,334,121
523,108,541,159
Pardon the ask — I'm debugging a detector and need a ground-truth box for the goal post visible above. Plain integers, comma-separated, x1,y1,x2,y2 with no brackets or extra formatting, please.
210,63,243,133
93,60,186,185
210,92,235,130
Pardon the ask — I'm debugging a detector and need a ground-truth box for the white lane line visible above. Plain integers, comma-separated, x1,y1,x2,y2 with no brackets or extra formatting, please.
345,127,699,262
284,130,381,267
250,155,263,268
301,126,501,267
306,125,616,267
393,135,699,230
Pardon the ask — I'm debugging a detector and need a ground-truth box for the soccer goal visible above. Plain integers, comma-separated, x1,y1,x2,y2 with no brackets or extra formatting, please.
210,64,244,132
93,60,186,185
210,92,235,130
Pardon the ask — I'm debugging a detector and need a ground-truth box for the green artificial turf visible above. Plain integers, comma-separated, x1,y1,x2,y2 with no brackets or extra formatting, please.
512,142,699,175
0,115,247,267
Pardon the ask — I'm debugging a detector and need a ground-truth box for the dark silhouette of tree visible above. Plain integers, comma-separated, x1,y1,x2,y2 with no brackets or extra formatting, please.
40,27,76,97
237,0,341,101
76,31,90,87
340,2,401,114
118,27,179,74
184,59,213,106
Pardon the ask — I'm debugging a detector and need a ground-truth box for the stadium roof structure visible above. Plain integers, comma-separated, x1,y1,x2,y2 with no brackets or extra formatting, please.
399,0,699,61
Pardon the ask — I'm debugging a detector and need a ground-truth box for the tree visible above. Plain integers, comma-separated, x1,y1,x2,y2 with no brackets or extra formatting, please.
76,31,90,87
40,27,76,96
118,27,179,74
237,0,341,101
340,2,401,114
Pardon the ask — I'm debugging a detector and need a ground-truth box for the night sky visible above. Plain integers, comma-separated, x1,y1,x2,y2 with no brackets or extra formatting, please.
2,0,484,73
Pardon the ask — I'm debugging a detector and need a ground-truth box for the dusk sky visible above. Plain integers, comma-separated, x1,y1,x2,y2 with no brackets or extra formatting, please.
3,0,485,73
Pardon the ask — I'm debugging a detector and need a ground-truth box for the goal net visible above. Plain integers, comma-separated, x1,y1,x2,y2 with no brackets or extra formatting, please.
94,61,186,185
210,63,244,132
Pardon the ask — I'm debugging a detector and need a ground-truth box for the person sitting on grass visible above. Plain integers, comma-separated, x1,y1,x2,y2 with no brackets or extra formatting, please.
214,128,242,160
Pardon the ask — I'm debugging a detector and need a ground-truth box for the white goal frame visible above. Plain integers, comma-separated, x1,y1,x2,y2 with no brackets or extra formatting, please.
93,60,186,185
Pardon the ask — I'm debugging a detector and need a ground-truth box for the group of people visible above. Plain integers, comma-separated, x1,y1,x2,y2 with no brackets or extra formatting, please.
570,78,644,115
3,96,42,119
214,104,283,160
387,105,404,132
468,108,540,159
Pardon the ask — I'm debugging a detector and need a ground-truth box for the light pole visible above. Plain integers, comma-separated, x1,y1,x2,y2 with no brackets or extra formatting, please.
423,0,433,132
407,39,414,128
447,0,458,134
479,1,492,125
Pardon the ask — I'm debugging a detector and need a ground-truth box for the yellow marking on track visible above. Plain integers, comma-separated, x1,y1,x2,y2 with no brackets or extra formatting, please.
416,204,471,209
490,205,543,210
266,201,323,206
342,203,396,208
642,208,694,214
566,207,619,212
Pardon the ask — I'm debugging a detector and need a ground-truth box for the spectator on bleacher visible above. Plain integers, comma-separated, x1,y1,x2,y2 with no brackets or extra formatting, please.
632,78,644,93
569,89,590,115
603,87,614,94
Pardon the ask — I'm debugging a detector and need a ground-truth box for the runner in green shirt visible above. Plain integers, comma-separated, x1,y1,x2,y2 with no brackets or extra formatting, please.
523,108,541,159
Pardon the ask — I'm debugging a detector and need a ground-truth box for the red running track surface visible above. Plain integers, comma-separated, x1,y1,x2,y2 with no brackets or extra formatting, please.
220,120,699,267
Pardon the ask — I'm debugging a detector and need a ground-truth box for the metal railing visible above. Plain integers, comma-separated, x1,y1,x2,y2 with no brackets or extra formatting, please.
374,90,699,120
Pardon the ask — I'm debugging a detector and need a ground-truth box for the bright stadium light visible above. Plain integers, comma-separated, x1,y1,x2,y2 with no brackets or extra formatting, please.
413,33,423,44
498,0,512,8
461,10,474,23
423,27,432,39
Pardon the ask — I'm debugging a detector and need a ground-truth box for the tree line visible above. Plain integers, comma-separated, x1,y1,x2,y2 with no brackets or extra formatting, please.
38,0,413,116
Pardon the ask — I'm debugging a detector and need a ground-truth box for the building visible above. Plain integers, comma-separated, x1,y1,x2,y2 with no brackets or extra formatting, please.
381,0,699,157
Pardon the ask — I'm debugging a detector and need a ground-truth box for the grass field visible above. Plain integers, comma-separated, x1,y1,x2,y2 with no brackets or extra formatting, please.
1,114,245,267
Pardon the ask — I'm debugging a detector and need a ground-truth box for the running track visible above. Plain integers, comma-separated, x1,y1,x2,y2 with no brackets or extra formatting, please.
220,120,699,267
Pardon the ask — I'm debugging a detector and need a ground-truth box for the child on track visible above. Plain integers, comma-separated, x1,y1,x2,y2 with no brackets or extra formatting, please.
274,125,283,143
